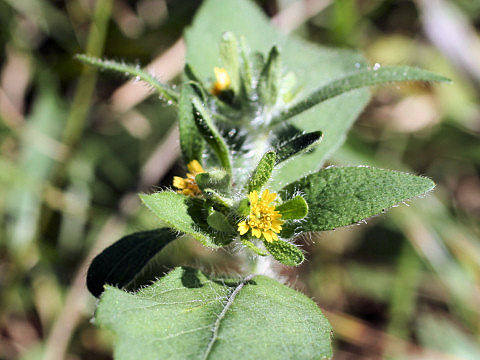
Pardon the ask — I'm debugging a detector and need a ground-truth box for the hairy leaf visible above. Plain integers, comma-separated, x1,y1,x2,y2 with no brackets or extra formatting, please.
179,83,204,163
219,32,241,94
192,97,232,174
96,267,332,359
241,239,268,256
276,196,308,220
274,131,323,164
196,170,231,194
207,211,234,233
264,240,304,266
247,151,276,193
87,229,176,297
75,54,178,103
139,192,232,248
280,166,435,231
258,46,281,106
273,66,450,124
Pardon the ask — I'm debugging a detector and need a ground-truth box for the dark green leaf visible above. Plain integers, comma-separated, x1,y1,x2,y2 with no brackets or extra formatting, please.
264,240,304,266
179,83,204,163
277,196,308,220
274,131,323,164
96,267,332,359
247,151,276,193
87,229,176,298
207,211,235,233
191,97,232,174
280,166,436,231
258,46,281,106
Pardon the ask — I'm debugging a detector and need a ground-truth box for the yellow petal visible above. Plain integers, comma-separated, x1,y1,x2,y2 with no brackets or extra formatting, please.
214,67,231,89
270,231,279,241
237,221,249,235
173,176,186,189
263,231,273,243
187,160,204,175
252,228,262,238
261,189,277,204
249,190,258,206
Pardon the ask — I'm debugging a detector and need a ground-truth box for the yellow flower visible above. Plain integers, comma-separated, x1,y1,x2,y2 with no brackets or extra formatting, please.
173,160,205,197
237,189,284,243
211,67,231,95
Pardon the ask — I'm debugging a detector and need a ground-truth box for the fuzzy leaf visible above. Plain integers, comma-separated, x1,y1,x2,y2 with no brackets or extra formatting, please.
276,196,308,220
139,192,232,248
220,32,241,94
247,151,276,193
258,46,281,106
241,239,268,256
75,54,178,103
274,66,450,124
196,169,231,194
280,166,436,231
207,211,234,233
264,240,304,266
274,131,323,164
191,97,232,174
95,267,332,359
179,83,204,163
87,229,176,298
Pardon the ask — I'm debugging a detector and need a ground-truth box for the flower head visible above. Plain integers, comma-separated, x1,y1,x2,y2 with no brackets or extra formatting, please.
237,189,284,242
173,160,205,197
211,67,231,95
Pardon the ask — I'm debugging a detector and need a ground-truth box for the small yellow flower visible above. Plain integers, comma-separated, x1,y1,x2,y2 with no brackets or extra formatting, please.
237,189,284,243
173,160,205,197
211,67,231,95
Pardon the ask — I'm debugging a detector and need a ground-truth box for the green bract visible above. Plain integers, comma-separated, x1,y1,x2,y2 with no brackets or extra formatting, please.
80,0,449,358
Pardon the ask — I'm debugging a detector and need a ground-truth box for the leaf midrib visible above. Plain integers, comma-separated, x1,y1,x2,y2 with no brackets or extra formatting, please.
201,274,255,360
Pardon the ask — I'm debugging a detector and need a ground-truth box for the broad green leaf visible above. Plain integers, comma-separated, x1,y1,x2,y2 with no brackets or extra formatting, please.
258,46,281,106
191,97,232,174
274,131,323,164
219,32,241,94
179,83,204,163
272,66,451,124
196,169,231,194
241,239,268,256
86,229,176,297
264,240,305,266
185,0,370,189
207,211,234,233
277,196,308,220
96,267,332,359
247,151,276,193
280,166,435,231
139,192,232,248
75,54,178,103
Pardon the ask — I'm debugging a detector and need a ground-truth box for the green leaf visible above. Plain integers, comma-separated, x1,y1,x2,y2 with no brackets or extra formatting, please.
75,54,179,104
86,229,176,298
241,239,268,256
273,66,451,124
195,169,231,194
280,166,436,231
207,211,234,233
191,97,232,174
239,36,254,98
96,267,332,359
219,32,241,94
258,46,281,106
179,83,204,163
264,240,304,266
139,192,232,248
247,151,276,193
276,196,308,220
274,131,323,164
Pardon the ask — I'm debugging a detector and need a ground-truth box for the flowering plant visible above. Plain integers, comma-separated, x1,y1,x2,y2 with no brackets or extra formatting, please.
78,0,448,358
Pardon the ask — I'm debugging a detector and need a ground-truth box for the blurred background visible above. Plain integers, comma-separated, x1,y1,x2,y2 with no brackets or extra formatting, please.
0,0,479,359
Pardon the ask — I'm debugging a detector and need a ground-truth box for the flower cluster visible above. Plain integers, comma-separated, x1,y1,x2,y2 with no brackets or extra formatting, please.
237,189,284,242
172,160,205,197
